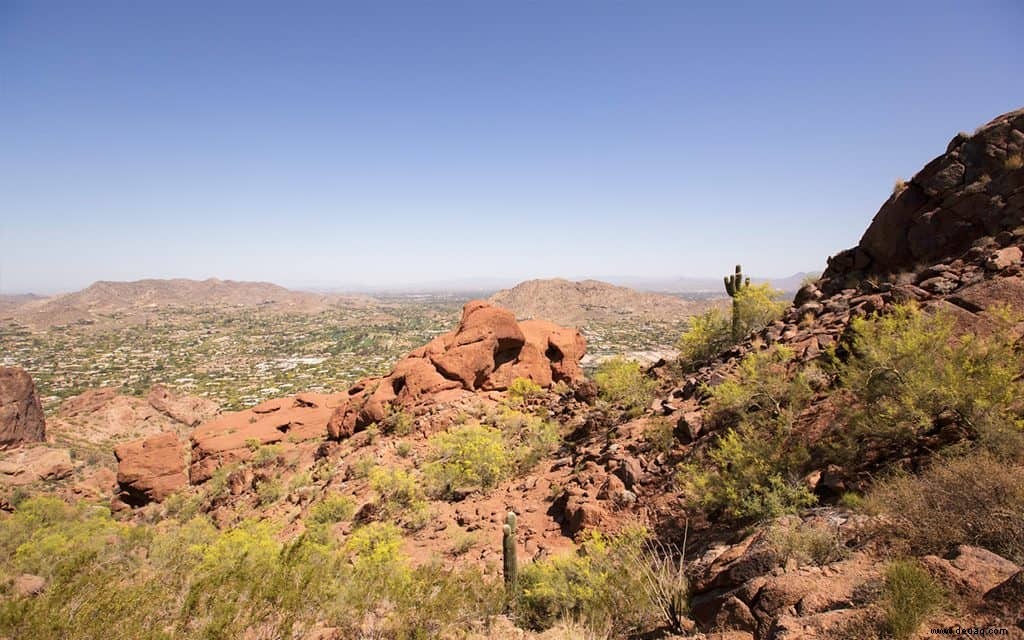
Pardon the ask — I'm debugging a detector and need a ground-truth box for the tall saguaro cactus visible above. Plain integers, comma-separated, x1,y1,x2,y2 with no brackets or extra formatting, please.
502,511,518,592
724,264,750,340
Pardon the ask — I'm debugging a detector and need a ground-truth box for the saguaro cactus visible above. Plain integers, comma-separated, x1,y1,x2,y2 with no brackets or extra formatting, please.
724,264,750,340
502,510,518,591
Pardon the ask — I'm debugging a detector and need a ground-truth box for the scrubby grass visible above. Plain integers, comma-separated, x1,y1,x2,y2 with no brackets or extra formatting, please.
864,452,1024,563
767,519,848,567
517,527,687,637
883,559,944,640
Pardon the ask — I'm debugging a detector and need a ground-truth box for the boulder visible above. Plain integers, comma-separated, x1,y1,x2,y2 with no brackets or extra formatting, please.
13,574,46,597
146,384,220,427
0,367,45,447
921,545,1020,601
327,301,587,440
114,431,189,506
191,392,345,483
0,446,73,485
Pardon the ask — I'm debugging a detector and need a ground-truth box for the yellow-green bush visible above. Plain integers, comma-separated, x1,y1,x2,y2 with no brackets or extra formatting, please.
518,527,681,636
423,423,511,499
675,307,732,369
0,497,506,640
369,466,430,529
833,303,1024,461
883,559,944,640
676,283,786,371
593,357,657,417
308,493,356,525
508,376,544,404
677,347,816,521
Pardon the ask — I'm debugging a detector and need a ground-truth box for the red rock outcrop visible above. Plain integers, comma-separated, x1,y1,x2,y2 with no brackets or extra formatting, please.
189,392,345,483
147,384,220,427
113,431,189,506
823,107,1024,289
327,301,587,440
0,367,46,447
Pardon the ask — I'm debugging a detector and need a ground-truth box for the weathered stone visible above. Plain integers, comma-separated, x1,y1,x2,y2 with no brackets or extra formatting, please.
0,367,45,447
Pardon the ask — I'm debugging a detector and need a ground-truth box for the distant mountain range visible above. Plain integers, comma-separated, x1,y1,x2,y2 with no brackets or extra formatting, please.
488,278,722,327
2,279,376,329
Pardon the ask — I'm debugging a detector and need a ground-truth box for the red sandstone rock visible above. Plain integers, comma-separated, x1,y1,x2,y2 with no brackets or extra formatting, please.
0,367,45,447
190,392,346,483
114,431,189,505
327,301,587,440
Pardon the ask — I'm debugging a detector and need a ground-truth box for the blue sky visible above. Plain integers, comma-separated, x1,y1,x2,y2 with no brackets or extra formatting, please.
1,1,1022,293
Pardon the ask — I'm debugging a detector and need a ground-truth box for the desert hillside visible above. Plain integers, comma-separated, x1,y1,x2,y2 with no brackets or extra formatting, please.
489,278,717,326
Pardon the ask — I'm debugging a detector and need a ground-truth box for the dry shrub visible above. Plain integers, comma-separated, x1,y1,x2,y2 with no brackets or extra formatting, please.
865,451,1024,562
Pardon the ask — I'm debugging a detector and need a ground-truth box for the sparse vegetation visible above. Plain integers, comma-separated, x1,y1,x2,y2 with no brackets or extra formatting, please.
767,519,848,567
864,452,1024,562
308,493,355,524
508,376,544,404
517,526,677,636
0,496,505,639
643,417,676,454
883,559,944,640
369,466,430,529
676,281,786,370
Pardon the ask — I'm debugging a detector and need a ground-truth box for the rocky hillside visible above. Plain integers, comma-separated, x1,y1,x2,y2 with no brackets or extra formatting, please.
2,108,1024,639
489,278,716,327
5,278,376,328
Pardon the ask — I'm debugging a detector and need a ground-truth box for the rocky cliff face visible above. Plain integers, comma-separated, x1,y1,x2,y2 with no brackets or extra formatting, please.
0,367,46,448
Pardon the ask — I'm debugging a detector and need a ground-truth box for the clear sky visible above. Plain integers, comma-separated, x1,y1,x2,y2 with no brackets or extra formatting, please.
2,1,1022,294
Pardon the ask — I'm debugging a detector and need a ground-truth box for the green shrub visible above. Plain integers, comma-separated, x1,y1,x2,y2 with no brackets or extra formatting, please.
508,376,544,404
593,357,656,417
676,283,786,371
864,452,1024,562
381,405,414,436
369,466,430,529
518,527,674,636
833,303,1024,461
395,440,412,458
423,423,512,499
883,559,944,640
252,444,283,467
644,417,676,454
675,307,732,369
677,347,816,521
0,496,507,640
256,476,283,506
308,494,355,525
